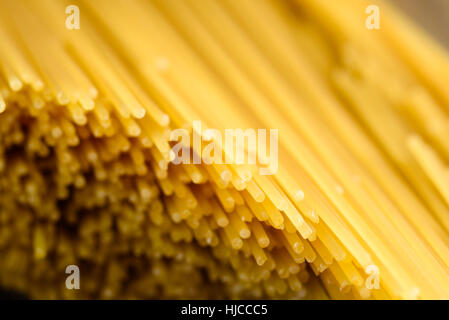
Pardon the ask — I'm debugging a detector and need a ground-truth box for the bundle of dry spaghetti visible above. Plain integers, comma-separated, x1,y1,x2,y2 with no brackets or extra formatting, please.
0,0,449,299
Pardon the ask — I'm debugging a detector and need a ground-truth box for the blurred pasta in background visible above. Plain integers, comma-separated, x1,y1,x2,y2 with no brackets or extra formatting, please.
1,0,449,300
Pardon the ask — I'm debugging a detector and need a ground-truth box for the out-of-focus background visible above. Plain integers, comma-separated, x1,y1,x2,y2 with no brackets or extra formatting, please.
392,0,449,48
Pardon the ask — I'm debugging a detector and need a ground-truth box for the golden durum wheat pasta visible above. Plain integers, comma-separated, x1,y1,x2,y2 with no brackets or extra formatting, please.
0,0,449,300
